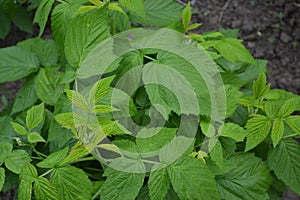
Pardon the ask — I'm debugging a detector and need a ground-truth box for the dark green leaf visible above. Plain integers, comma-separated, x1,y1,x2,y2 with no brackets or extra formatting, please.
0,142,13,162
12,6,32,33
18,179,33,200
20,163,38,183
26,103,44,130
286,115,300,135
0,10,10,39
216,153,272,200
65,6,110,67
12,77,38,114
17,38,58,66
33,0,55,37
51,166,93,200
5,150,31,174
148,168,170,200
130,0,183,27
0,167,5,191
100,171,145,200
268,139,300,195
0,46,39,83
34,177,60,200
167,156,220,199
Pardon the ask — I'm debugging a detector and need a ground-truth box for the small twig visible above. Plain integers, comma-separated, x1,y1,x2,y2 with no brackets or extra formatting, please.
219,0,231,23
293,2,300,7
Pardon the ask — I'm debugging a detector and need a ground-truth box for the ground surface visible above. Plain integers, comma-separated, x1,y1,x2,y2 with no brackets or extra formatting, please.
1,0,300,199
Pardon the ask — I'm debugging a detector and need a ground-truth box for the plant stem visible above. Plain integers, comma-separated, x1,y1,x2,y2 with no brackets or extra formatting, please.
143,55,156,61
40,169,53,178
73,157,96,163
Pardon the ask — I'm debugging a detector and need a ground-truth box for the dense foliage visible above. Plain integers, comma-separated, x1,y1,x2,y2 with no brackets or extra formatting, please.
0,0,300,199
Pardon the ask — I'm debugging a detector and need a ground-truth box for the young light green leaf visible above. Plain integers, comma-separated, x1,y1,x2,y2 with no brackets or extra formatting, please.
5,150,31,174
10,122,28,136
100,171,145,200
12,77,38,114
34,177,60,200
89,76,115,103
186,23,202,31
245,115,272,151
253,72,270,100
65,90,89,111
0,46,39,83
119,0,146,18
219,123,247,142
54,112,77,130
61,141,89,165
277,98,300,117
33,0,55,37
182,1,191,30
148,168,170,200
0,168,5,191
37,147,69,169
167,156,220,199
65,5,110,68
28,132,46,143
271,118,284,147
26,103,44,130
94,105,114,113
268,139,300,195
285,115,300,135
217,153,272,200
0,142,13,162
50,166,93,200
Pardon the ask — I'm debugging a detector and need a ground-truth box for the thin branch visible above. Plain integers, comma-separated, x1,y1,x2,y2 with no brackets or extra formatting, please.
219,0,231,23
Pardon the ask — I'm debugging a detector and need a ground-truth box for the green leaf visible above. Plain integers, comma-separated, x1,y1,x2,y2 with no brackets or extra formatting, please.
245,115,272,151
268,139,300,195
26,103,44,130
225,85,243,117
0,142,13,162
65,5,110,68
51,1,83,58
37,147,69,168
182,1,191,30
219,123,247,142
34,177,60,200
61,142,89,165
48,120,73,153
100,171,145,200
0,167,5,191
17,38,58,67
253,72,270,100
0,10,10,39
54,112,77,130
210,140,224,168
12,6,32,33
271,118,284,147
277,98,300,117
5,150,31,174
286,115,300,135
148,168,170,200
20,163,38,183
10,122,28,136
12,76,38,114
89,76,115,103
0,46,39,83
119,0,145,18
130,0,183,27
94,105,114,113
35,67,68,105
33,0,55,37
167,156,220,199
214,38,257,66
216,153,272,200
18,179,33,200
51,166,93,200
28,132,46,143
65,90,89,111
136,128,177,154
